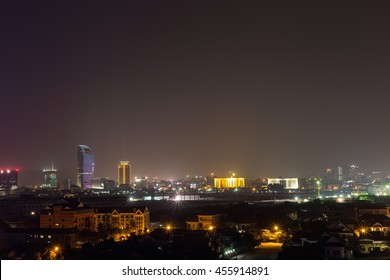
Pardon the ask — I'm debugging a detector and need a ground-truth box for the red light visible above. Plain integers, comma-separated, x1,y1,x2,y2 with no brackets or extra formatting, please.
16,168,19,172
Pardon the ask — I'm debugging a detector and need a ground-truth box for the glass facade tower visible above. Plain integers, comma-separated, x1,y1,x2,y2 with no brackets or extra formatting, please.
77,145,94,189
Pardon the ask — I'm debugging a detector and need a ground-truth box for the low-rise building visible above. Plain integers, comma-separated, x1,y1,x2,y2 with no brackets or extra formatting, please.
93,207,150,234
186,214,222,230
357,205,390,217
40,199,95,231
40,199,150,234
358,239,390,254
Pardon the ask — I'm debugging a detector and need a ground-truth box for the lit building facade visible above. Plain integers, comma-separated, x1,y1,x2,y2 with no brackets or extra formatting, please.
118,161,131,186
40,199,95,231
134,177,148,190
0,168,18,196
77,145,95,189
43,167,58,188
186,214,222,230
267,178,299,189
93,208,150,233
40,200,151,234
92,177,116,191
214,177,247,188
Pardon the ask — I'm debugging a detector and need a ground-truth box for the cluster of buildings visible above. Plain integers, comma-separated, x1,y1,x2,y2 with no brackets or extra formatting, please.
2,146,390,199
0,145,133,196
0,169,18,196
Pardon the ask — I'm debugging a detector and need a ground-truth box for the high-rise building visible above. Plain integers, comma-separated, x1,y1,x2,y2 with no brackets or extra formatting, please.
0,168,18,196
349,164,359,182
118,161,131,186
77,145,95,189
42,166,58,188
337,166,345,182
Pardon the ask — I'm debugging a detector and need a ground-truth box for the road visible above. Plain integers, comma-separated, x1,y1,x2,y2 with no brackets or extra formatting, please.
236,242,283,260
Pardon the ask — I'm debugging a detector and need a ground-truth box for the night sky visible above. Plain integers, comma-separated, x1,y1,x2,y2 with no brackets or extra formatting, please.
2,0,390,185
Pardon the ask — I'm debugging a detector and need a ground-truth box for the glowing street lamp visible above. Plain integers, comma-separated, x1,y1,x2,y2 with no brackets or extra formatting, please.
273,225,282,243
360,227,368,237
49,245,62,260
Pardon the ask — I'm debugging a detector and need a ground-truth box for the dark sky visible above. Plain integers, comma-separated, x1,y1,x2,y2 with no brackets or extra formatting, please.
1,0,390,185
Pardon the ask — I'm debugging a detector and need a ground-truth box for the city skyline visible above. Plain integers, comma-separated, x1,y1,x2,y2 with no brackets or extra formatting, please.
2,1,390,185
1,151,388,187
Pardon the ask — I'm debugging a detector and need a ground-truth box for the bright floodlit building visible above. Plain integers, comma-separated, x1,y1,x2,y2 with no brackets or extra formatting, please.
77,145,95,189
267,178,299,189
214,177,247,188
93,207,150,234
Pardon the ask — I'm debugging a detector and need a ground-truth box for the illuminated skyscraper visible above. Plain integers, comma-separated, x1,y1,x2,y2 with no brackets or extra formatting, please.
0,168,18,196
43,165,58,188
77,145,95,189
118,161,131,186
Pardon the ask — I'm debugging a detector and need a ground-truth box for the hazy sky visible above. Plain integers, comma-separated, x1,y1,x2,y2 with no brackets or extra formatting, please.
1,0,390,185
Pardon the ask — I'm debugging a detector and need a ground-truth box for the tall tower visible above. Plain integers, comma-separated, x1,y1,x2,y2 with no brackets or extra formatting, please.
43,164,58,188
118,161,131,187
77,145,95,189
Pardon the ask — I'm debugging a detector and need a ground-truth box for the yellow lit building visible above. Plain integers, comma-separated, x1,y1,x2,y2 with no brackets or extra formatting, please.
93,207,150,234
214,177,246,188
118,161,131,186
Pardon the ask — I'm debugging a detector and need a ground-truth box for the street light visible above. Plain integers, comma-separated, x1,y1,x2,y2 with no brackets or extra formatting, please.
360,227,368,238
273,225,282,243
49,245,62,260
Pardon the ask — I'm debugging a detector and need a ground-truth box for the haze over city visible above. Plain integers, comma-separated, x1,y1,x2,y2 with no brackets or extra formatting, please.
2,0,390,185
